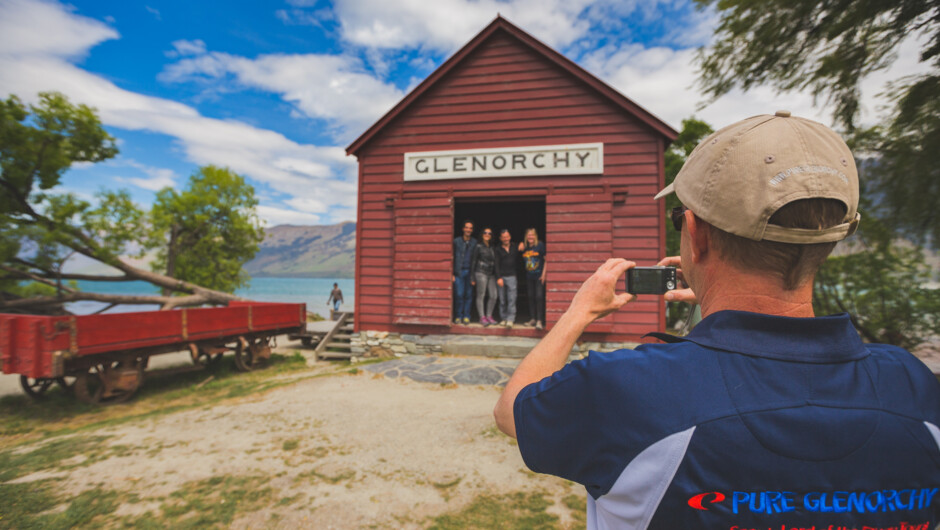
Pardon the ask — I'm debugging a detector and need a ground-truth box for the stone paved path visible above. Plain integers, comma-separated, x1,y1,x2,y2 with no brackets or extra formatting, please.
364,355,521,386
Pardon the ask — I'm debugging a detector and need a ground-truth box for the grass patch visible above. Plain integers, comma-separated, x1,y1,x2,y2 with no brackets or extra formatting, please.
562,494,587,529
302,446,329,458
282,439,300,451
0,481,122,530
296,468,355,485
124,474,273,529
432,477,462,490
276,494,302,506
0,353,332,447
0,435,112,482
428,490,558,529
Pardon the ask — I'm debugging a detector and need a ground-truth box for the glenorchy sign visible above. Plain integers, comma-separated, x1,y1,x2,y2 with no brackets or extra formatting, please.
403,143,604,181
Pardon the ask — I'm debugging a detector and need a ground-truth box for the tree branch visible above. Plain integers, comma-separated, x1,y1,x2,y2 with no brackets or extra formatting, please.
0,264,77,293
12,258,131,282
0,291,224,311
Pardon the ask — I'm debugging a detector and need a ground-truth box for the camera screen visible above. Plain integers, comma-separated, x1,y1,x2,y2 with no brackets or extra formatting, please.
629,270,662,293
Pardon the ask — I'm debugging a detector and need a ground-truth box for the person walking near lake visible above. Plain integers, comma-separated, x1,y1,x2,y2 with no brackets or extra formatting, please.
495,228,520,328
327,283,344,319
519,228,546,330
471,227,500,326
453,220,478,325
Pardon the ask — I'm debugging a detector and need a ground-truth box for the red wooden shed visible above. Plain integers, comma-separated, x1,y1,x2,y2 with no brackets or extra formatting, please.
346,16,678,343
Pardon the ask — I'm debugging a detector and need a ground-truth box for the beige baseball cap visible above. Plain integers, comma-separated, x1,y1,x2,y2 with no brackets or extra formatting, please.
654,111,861,243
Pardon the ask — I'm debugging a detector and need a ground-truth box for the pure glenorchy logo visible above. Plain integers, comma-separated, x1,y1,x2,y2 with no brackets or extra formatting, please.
687,488,938,514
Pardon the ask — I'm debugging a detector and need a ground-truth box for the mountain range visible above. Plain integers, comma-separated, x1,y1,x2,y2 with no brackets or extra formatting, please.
244,222,356,278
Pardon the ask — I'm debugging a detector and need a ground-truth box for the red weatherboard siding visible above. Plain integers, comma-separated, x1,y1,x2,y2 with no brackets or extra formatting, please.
349,20,676,342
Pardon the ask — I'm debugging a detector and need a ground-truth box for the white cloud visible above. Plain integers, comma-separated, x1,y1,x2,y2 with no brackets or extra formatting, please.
284,196,328,214
332,0,593,52
257,205,323,226
114,162,178,191
145,5,161,20
579,44,822,130
581,27,934,133
166,39,207,58
0,0,358,225
0,0,118,58
160,51,404,140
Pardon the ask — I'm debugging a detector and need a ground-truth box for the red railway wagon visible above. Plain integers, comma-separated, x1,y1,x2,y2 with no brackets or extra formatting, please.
0,301,306,404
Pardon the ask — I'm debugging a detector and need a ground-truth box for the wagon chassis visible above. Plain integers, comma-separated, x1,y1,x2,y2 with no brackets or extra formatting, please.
3,302,306,405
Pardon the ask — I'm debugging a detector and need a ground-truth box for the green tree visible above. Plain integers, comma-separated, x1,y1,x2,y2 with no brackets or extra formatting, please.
0,93,247,313
664,118,714,256
814,200,940,349
151,166,265,294
664,118,713,329
694,0,940,244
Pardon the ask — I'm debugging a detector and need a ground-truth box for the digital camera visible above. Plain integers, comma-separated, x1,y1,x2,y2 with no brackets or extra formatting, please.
625,266,677,295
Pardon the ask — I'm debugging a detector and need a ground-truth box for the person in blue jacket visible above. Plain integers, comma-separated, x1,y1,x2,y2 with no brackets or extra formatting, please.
452,219,478,325
494,111,940,529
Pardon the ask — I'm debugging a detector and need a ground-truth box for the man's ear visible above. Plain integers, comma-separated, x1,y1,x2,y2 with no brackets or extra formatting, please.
685,211,710,264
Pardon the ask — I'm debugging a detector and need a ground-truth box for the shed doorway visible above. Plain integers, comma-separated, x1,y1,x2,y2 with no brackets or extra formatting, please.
453,198,545,325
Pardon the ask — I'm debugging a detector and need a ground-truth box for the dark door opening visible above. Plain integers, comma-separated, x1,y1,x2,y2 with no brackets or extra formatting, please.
453,198,545,325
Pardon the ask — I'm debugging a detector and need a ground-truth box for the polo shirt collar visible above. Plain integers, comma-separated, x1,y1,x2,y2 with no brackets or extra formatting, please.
648,310,868,363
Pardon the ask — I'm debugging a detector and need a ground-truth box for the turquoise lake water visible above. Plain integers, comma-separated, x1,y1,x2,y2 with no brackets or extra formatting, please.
69,277,354,315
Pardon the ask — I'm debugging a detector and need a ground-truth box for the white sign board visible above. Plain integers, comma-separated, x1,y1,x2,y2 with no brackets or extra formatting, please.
403,143,604,181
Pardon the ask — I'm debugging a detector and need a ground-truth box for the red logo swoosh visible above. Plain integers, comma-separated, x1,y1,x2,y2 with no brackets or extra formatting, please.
688,492,726,510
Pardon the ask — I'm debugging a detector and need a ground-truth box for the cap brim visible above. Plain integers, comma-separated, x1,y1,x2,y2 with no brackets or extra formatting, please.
653,182,675,200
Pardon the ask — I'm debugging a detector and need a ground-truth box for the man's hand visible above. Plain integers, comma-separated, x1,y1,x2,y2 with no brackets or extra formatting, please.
494,258,635,438
657,256,697,304
565,259,635,325
497,278,504,287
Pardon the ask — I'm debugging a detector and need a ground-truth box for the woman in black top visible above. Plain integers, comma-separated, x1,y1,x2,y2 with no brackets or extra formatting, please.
470,227,500,326
495,229,520,328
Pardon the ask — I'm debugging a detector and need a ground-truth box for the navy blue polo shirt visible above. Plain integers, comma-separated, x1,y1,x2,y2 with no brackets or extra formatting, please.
514,310,940,529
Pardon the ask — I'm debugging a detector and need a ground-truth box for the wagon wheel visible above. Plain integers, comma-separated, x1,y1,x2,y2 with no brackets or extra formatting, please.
73,359,145,405
301,337,313,347
20,376,55,399
233,339,253,372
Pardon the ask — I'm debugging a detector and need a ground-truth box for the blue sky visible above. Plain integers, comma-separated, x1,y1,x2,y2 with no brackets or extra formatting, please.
0,0,925,227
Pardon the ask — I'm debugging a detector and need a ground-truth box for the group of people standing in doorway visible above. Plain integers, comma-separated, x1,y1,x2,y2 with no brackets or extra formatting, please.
453,220,546,330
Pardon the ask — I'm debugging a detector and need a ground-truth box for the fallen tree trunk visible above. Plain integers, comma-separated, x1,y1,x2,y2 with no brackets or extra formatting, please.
1,257,245,313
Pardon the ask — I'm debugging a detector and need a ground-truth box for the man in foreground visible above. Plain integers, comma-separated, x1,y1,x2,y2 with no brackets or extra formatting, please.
494,112,940,529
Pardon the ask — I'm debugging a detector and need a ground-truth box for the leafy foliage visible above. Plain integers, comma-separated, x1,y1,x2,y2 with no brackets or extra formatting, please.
814,205,940,349
1,92,258,311
150,165,265,293
0,92,117,217
695,0,940,244
664,118,713,257
0,92,122,301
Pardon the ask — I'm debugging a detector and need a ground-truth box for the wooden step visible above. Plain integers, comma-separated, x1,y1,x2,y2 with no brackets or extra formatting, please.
332,333,354,340
325,342,352,350
318,351,353,360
